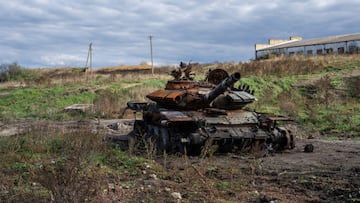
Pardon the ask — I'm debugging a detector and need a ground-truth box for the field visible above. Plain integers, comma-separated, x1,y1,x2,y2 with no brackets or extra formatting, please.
0,55,359,202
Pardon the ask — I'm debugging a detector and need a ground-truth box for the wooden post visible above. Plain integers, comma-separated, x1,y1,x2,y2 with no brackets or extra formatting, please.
149,35,154,75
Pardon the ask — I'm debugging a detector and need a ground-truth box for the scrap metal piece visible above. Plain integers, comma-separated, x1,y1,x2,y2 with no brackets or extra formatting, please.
304,144,314,153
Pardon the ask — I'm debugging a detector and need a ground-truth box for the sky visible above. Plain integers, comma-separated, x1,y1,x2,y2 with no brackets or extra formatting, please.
1,0,360,68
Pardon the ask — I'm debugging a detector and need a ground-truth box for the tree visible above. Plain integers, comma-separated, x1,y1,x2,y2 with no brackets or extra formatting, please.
0,63,26,82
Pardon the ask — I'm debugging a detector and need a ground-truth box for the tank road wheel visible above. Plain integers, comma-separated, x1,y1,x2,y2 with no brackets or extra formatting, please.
285,130,295,149
273,127,295,151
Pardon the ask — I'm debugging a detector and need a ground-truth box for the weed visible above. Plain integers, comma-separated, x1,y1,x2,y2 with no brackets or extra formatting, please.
216,181,231,189
100,149,144,171
8,162,28,172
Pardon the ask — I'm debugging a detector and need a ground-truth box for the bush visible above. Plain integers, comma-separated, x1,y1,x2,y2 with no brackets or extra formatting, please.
0,63,28,82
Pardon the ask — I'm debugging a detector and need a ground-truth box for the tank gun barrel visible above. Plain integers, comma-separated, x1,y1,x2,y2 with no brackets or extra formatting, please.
205,72,241,103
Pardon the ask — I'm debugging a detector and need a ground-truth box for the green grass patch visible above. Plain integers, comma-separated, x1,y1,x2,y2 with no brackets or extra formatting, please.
352,137,360,141
216,181,231,189
322,136,339,141
0,85,96,119
98,149,146,171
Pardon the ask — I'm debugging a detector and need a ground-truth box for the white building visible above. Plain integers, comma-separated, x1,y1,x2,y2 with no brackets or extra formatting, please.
255,33,360,59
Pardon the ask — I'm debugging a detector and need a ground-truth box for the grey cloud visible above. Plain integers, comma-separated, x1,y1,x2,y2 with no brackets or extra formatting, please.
0,0,359,68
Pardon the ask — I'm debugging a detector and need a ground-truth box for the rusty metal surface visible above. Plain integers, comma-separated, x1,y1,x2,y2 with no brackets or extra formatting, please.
165,80,196,90
146,89,186,106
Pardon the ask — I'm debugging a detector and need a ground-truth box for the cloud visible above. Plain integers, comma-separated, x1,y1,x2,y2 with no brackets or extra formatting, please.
0,0,359,68
40,53,84,66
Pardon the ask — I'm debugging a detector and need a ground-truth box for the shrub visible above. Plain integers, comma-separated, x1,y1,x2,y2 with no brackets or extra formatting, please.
0,63,28,82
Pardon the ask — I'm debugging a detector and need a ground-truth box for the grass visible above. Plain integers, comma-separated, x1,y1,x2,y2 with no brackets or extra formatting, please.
0,73,169,119
352,137,360,141
1,55,359,132
0,125,154,202
0,85,95,119
322,136,340,141
235,56,360,133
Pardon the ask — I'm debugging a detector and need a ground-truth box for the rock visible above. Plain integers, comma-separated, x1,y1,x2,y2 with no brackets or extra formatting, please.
149,174,158,180
64,103,94,113
108,183,115,192
0,127,18,136
171,192,182,199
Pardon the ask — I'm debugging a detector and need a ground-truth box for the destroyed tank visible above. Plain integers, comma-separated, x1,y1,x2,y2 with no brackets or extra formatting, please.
126,62,295,155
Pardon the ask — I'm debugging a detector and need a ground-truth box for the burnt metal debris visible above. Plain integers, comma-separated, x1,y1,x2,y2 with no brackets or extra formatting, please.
123,62,295,155
304,144,314,153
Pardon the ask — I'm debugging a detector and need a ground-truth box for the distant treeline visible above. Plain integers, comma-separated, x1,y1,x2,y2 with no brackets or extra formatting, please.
0,63,28,82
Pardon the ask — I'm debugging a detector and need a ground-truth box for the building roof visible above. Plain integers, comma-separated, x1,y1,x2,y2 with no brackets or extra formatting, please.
257,33,360,51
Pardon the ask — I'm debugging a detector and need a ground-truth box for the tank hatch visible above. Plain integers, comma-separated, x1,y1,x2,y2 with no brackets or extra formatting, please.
211,90,256,109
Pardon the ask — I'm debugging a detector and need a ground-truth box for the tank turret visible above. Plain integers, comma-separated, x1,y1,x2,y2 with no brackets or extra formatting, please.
125,62,295,155
145,63,251,110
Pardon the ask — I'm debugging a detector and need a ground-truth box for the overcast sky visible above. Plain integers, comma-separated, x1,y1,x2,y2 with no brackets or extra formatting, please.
1,0,359,68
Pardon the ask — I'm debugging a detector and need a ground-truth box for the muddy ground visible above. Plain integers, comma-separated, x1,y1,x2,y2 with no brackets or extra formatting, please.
1,119,359,202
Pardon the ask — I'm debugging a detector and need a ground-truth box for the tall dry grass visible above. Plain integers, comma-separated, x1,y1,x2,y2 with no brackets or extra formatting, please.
0,122,107,202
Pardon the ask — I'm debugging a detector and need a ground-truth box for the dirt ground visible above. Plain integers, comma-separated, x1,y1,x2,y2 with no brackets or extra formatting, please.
1,120,359,202
130,137,359,203
237,138,360,202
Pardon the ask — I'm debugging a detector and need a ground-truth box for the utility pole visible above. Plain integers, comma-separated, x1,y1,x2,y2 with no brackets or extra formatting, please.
85,42,92,69
149,35,154,75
